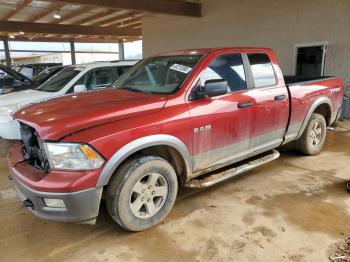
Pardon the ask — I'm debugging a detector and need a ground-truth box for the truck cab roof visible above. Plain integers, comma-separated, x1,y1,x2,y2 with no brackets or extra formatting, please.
155,47,274,57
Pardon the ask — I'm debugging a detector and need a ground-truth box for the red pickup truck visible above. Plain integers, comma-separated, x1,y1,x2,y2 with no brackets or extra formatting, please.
7,48,344,231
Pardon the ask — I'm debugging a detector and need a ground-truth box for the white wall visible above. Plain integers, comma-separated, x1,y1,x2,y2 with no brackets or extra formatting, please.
142,0,350,87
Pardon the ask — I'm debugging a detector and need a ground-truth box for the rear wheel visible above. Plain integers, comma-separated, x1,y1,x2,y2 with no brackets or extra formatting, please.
106,156,178,231
296,113,327,155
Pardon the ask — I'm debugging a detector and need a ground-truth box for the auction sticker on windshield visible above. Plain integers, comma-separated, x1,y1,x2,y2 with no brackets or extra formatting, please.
170,64,192,74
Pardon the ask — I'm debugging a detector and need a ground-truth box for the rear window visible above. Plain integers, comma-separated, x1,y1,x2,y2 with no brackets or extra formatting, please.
248,53,276,88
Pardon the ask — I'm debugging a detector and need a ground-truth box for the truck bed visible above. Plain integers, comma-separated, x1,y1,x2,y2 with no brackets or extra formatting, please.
284,75,336,86
283,75,344,145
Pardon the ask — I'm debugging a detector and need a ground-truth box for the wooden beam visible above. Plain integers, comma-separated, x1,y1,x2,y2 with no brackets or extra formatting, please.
92,11,137,26
0,48,119,54
70,9,116,25
42,0,202,17
28,2,66,22
1,0,32,21
102,18,142,28
1,35,127,43
0,21,141,36
118,19,142,28
50,6,95,24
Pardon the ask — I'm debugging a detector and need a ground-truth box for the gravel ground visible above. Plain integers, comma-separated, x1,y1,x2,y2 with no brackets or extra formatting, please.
0,120,350,262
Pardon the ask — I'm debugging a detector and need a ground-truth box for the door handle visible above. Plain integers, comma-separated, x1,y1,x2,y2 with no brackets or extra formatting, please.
237,102,253,108
274,95,286,101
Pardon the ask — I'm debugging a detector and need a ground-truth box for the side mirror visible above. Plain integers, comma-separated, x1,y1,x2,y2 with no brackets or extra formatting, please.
190,79,229,100
73,84,87,93
205,79,229,97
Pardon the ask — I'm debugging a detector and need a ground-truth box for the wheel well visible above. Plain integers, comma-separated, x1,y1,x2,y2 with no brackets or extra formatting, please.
314,103,332,126
112,145,189,185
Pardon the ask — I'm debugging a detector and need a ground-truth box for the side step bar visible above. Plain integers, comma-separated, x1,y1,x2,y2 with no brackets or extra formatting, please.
184,149,280,188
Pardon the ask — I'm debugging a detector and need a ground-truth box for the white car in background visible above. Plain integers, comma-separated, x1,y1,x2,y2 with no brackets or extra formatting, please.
0,60,137,140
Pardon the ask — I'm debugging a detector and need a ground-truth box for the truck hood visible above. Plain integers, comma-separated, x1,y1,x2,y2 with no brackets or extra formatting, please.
14,89,167,140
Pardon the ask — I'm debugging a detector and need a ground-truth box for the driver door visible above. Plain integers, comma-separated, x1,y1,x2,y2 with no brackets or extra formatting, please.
186,53,255,174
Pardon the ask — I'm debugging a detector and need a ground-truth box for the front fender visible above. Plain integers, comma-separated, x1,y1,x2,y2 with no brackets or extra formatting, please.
96,134,192,187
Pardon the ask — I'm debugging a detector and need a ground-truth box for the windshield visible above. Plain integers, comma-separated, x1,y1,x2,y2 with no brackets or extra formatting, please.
32,67,60,85
113,55,202,94
20,66,33,78
13,66,21,72
37,67,82,92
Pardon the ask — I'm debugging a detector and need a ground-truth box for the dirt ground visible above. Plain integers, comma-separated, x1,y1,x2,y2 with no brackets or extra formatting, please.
1,121,350,262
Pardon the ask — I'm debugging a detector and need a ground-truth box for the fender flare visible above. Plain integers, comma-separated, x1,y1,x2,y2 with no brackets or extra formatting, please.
96,134,192,187
295,96,333,140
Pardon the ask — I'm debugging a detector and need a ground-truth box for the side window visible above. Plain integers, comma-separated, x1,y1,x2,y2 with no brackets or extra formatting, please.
117,66,131,77
247,53,277,88
200,54,246,92
75,70,90,86
92,67,115,89
2,71,15,87
85,70,95,89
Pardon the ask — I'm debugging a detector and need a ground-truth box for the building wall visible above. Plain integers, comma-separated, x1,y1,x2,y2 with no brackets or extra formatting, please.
13,53,63,64
142,0,350,88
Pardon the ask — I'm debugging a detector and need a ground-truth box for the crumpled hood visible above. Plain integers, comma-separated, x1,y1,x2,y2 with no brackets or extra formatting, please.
13,89,167,140
0,89,54,117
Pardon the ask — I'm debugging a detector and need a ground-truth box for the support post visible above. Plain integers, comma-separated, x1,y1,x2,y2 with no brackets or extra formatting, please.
3,38,11,67
70,40,76,65
119,41,125,60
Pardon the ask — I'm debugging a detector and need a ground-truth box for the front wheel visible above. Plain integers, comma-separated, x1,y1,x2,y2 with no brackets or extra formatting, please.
106,156,178,231
296,113,327,155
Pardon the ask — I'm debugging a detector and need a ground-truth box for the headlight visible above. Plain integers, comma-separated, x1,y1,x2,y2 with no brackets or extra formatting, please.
0,104,21,115
43,143,105,170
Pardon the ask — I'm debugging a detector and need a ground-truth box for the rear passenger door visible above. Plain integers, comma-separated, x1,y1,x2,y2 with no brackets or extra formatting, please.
244,52,289,151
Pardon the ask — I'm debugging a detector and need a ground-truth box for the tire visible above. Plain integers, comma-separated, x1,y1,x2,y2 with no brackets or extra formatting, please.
106,156,178,231
296,113,327,155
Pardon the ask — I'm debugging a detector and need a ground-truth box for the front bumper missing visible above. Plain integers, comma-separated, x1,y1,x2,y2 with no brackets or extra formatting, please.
11,175,103,224
7,144,103,224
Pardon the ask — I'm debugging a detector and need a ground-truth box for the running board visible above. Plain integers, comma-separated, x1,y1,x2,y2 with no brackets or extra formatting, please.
184,149,280,188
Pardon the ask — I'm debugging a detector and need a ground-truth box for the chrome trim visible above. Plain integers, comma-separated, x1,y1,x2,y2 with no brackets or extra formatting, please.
96,134,192,187
185,149,280,188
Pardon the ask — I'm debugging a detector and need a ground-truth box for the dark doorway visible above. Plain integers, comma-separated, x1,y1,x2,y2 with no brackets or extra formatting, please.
295,44,327,78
